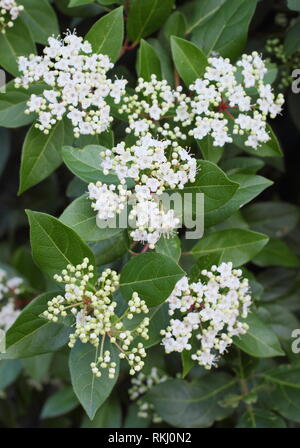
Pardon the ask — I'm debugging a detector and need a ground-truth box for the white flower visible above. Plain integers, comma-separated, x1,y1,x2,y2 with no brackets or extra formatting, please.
15,31,127,137
0,301,20,331
161,263,251,370
0,0,24,33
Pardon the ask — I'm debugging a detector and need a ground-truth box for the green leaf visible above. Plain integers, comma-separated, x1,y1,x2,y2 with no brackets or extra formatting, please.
198,135,224,164
19,120,65,194
161,11,186,44
221,156,265,175
284,19,300,57
191,228,269,267
20,0,59,45
62,145,118,184
237,408,286,428
81,396,121,428
69,0,92,5
177,160,239,218
155,235,181,262
190,0,258,59
69,341,119,420
11,245,45,290
85,6,124,62
253,239,300,268
183,0,227,35
26,210,95,278
60,194,124,242
263,364,300,389
137,40,162,81
205,173,273,228
0,128,10,178
171,36,207,87
0,83,44,128
120,253,185,307
242,201,300,238
149,373,236,428
288,0,300,11
41,386,78,418
0,18,36,76
90,232,130,265
233,124,283,157
233,313,284,357
127,0,174,43
1,293,71,360
0,360,22,390
22,353,53,382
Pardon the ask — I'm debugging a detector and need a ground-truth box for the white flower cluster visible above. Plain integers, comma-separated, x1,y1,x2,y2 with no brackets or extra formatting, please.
161,262,252,370
14,32,127,137
0,268,23,331
88,134,197,247
189,52,284,149
129,367,168,423
0,0,23,34
119,75,192,141
43,258,150,378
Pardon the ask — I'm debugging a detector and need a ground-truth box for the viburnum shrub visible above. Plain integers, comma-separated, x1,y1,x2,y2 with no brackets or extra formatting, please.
0,0,300,430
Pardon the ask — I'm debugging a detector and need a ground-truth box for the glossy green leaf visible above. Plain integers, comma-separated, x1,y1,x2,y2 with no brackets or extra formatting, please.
237,408,286,428
19,120,65,194
81,396,122,428
0,18,36,76
288,0,300,11
85,6,124,62
41,386,78,418
69,341,119,420
0,360,22,390
253,239,300,268
20,0,59,45
60,194,124,242
0,83,44,128
149,373,236,428
171,36,207,87
284,19,300,57
191,228,269,267
62,145,118,184
26,210,95,278
243,201,300,238
205,173,273,228
233,313,284,357
120,253,185,307
1,293,71,360
137,40,162,81
127,0,174,42
155,235,181,262
190,0,258,59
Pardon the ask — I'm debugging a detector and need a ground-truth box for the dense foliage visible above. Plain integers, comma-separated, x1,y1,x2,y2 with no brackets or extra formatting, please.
0,0,300,429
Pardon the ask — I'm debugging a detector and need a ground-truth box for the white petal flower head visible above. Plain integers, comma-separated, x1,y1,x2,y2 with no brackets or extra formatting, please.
15,31,127,137
161,263,252,370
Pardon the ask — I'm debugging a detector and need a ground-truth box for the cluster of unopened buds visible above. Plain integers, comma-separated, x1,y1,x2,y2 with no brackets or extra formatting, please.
43,258,150,378
0,268,24,331
0,0,23,34
265,38,300,90
161,262,252,370
129,367,168,423
15,32,127,137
